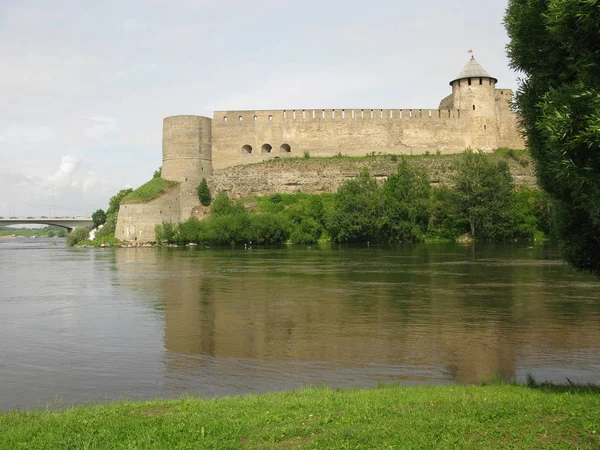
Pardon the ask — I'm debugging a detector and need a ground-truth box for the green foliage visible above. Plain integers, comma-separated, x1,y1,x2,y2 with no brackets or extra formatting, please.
154,162,551,246
107,188,133,216
153,166,162,178
511,187,553,241
155,221,176,243
121,178,178,203
505,0,600,276
91,209,106,228
248,213,290,244
450,150,515,240
380,161,432,243
66,227,90,247
197,178,212,206
328,169,383,243
0,226,67,238
210,191,246,216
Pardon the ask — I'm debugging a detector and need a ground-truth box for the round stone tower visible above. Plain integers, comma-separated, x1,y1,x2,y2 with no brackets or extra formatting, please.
449,57,499,149
162,115,212,184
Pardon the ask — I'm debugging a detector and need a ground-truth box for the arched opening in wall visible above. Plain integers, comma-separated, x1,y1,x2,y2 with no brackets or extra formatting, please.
239,116,243,121
261,144,273,153
242,145,253,154
254,115,258,121
280,143,291,153
268,115,273,121
223,116,228,121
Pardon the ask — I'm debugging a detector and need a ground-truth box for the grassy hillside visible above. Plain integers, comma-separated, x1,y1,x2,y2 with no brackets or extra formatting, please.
121,178,179,203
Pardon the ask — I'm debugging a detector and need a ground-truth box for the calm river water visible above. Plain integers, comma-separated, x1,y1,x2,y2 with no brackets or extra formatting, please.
1,238,599,410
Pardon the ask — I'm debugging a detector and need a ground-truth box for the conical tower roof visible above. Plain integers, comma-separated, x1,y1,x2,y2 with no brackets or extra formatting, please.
450,56,497,85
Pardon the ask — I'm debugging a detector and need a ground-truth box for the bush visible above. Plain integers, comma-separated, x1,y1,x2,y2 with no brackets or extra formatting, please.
248,214,290,244
66,227,91,246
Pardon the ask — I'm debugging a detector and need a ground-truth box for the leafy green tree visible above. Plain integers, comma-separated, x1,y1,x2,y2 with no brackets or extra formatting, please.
153,166,162,178
197,178,212,206
328,169,383,243
451,150,514,240
91,209,106,228
505,0,600,275
380,161,432,243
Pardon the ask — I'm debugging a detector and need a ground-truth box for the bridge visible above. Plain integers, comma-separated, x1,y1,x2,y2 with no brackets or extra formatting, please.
0,217,94,231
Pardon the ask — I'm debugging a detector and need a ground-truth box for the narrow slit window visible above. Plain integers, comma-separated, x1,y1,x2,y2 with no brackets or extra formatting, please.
468,78,472,86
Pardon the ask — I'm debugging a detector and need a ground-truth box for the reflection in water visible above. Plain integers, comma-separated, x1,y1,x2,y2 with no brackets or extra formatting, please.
116,244,600,391
1,239,599,410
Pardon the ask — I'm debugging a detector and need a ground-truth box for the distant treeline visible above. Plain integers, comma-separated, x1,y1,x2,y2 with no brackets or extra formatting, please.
0,226,67,238
156,151,553,246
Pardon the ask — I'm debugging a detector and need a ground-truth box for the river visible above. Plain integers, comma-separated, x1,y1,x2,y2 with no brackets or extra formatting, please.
1,237,599,410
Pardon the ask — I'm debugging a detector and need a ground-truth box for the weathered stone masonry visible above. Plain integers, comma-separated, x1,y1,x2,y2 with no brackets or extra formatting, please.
116,57,524,242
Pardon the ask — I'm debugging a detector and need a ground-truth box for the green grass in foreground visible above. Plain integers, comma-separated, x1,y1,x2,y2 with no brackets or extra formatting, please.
1,384,598,449
121,178,179,203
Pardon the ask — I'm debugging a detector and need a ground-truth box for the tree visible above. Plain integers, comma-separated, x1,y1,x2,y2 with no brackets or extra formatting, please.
328,169,383,243
505,0,600,276
197,178,212,206
91,209,106,228
153,166,162,178
380,160,432,242
451,150,514,240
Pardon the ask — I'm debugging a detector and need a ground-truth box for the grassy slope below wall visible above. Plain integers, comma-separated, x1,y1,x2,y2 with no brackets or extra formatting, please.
1,383,598,449
121,178,179,204
209,149,536,198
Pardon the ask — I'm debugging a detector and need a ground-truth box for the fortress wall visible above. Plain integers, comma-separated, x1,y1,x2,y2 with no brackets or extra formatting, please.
115,186,182,243
211,109,474,170
495,89,525,149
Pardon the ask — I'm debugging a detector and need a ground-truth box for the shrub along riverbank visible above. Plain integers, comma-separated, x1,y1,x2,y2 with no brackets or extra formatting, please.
2,383,598,449
156,151,553,246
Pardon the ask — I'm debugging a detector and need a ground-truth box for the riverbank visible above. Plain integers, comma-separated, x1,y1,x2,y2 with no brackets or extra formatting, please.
2,383,598,449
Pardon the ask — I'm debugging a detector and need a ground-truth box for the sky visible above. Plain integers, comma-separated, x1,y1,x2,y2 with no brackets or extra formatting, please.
0,0,518,218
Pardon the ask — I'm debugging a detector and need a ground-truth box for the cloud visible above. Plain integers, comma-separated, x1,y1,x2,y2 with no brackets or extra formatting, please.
48,155,81,186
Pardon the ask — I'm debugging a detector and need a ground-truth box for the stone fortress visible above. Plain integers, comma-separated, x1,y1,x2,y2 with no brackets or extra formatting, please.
116,57,524,242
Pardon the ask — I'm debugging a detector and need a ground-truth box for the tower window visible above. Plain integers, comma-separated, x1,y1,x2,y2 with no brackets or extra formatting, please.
468,78,472,86
254,115,258,120
223,116,228,121
479,77,482,85
268,115,273,121
473,105,476,110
